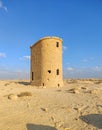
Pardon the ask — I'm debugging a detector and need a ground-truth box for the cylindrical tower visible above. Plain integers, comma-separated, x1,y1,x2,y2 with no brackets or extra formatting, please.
30,36,63,87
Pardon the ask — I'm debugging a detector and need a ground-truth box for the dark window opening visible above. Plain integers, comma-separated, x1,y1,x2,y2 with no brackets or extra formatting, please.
58,84,60,87
56,69,59,75
32,72,34,80
56,42,59,47
42,83,44,86
48,70,51,73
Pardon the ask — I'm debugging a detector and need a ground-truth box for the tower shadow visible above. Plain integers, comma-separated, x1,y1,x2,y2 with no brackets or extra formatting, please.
26,124,57,130
80,114,102,129
18,81,31,86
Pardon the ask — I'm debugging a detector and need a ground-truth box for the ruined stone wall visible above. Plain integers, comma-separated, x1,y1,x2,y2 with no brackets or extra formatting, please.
30,37,63,87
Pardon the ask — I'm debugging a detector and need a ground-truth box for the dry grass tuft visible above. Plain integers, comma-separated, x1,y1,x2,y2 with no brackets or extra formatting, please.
18,92,32,97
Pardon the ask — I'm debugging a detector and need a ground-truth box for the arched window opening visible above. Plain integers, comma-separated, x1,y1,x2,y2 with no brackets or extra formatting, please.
48,70,51,73
56,42,59,47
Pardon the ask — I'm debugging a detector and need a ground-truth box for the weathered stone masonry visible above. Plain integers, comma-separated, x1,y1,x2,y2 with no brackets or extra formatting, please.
30,36,63,87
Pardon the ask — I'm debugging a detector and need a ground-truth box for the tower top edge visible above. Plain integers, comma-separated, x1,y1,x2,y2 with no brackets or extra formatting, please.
30,36,63,48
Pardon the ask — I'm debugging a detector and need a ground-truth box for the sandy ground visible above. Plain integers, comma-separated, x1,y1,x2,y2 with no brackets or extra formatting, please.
0,79,102,130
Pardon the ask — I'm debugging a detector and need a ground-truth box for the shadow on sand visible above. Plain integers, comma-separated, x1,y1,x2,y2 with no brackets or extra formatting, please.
26,124,57,130
18,82,31,86
80,114,102,129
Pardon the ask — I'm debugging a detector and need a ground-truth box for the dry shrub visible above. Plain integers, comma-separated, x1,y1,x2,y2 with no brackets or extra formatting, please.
18,92,32,97
5,83,10,86
66,79,77,84
87,78,94,81
94,80,102,84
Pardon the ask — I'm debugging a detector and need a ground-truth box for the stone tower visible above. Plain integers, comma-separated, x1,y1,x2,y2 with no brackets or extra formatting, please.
30,36,63,87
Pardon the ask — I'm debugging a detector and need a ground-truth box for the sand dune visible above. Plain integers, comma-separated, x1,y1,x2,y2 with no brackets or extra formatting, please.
0,79,102,130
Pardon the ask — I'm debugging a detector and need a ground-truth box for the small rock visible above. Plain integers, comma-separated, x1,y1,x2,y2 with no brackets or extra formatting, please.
69,88,80,94
73,89,80,94
81,87,87,89
90,89,99,94
75,118,79,120
41,107,48,112
8,94,18,100
61,106,71,112
74,107,81,112
64,128,70,130
51,116,55,122
54,121,63,128
27,103,30,108
43,86,46,88
18,92,32,97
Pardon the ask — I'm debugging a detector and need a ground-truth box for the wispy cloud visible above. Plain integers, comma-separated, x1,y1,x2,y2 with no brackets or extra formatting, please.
19,56,30,60
82,59,88,63
0,0,8,12
64,66,102,78
0,52,6,58
0,64,30,79
63,45,67,50
0,69,30,80
23,56,30,60
67,67,74,71
82,57,94,63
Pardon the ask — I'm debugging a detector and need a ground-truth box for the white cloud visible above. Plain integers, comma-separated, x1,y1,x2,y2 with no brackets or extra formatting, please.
19,56,30,60
67,67,74,71
0,52,6,58
3,6,7,12
63,45,67,50
0,1,8,12
0,1,3,7
23,56,30,60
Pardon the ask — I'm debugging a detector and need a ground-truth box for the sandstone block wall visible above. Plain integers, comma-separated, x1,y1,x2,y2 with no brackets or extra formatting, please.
30,36,63,87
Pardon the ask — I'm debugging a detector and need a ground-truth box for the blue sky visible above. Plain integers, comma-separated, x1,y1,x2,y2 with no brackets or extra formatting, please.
0,0,102,79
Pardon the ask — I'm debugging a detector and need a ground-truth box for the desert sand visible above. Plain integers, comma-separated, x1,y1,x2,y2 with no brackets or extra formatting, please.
0,79,102,130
